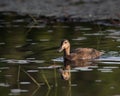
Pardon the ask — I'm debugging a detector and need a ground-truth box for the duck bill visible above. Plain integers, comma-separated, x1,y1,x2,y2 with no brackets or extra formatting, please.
58,47,63,52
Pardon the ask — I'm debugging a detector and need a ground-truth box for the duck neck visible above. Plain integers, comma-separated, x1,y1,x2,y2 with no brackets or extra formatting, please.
64,47,70,56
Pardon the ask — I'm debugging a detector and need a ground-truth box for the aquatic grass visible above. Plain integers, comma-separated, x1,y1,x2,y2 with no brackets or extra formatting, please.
22,69,40,87
54,68,58,87
25,20,36,35
16,65,52,95
67,86,72,96
17,65,21,89
67,69,72,96
45,88,51,96
96,23,103,50
68,69,71,86
54,62,58,87
31,86,40,96
25,14,39,35
17,65,21,82
40,70,51,89
28,14,38,24
54,85,58,96
18,18,52,88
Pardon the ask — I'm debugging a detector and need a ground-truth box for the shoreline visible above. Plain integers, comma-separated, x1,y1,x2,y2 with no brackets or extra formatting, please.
0,0,120,20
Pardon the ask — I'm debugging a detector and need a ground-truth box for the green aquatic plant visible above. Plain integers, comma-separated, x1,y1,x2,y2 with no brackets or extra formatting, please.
22,69,40,87
40,70,51,89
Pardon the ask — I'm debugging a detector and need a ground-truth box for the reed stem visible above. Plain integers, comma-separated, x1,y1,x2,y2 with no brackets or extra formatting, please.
54,62,58,87
22,69,40,87
28,14,38,23
17,65,21,82
31,86,40,96
41,70,51,89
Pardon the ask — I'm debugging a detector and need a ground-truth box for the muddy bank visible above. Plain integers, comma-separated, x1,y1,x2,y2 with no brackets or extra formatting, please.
0,0,120,20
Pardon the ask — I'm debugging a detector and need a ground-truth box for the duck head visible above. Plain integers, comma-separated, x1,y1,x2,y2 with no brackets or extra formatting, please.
59,64,71,80
60,69,71,80
58,39,70,55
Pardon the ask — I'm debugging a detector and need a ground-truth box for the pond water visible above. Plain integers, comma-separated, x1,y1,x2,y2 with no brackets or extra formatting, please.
0,12,120,96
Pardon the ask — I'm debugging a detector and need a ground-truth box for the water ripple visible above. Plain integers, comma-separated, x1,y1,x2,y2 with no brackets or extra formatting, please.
0,83,10,87
97,56,120,62
73,67,93,71
10,89,28,95
97,68,113,73
52,57,63,62
20,82,31,85
38,65,61,69
1,59,45,64
72,37,86,41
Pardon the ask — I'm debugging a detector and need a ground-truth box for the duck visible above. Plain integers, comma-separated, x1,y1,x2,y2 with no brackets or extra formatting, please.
58,39,103,61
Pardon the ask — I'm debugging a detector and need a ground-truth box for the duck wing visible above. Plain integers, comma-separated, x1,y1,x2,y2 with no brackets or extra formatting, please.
73,48,102,59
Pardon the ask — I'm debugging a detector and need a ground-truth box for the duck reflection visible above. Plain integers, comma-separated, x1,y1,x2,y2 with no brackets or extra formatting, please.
59,60,71,80
59,59,96,80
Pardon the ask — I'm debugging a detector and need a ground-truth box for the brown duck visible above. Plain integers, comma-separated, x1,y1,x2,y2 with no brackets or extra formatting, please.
59,39,103,61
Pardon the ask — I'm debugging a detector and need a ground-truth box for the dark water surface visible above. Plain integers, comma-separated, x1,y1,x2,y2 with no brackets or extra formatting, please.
0,12,120,96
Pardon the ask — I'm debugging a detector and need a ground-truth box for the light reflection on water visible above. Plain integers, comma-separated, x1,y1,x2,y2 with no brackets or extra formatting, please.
0,12,120,96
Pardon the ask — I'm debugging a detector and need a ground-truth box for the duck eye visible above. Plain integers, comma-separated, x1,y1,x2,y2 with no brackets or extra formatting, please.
64,41,67,44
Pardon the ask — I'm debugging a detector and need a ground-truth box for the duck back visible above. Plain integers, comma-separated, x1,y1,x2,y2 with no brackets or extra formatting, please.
72,48,102,60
